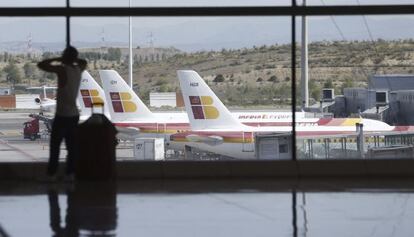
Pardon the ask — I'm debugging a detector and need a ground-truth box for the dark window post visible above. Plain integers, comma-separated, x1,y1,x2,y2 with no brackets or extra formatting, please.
66,0,70,47
291,0,297,161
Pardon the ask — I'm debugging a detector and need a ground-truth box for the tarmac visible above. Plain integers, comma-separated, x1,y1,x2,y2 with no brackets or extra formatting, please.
0,111,134,162
1,110,414,181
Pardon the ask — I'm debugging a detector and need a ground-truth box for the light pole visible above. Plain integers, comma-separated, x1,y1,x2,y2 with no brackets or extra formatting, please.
301,0,309,109
128,0,133,88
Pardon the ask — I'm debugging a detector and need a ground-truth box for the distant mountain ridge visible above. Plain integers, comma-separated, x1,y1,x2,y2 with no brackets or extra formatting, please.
2,39,414,107
0,41,125,54
0,16,413,53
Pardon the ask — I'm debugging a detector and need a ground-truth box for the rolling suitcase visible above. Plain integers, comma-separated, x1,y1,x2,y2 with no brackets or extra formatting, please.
76,104,117,181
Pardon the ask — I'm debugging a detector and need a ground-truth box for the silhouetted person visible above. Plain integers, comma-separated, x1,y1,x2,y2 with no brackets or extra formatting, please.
47,183,117,237
38,46,87,181
48,187,79,237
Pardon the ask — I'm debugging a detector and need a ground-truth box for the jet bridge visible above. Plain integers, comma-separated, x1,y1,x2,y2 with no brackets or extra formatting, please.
298,132,414,159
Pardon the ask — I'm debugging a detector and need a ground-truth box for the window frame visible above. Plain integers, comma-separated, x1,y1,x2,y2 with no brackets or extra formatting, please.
1,2,414,178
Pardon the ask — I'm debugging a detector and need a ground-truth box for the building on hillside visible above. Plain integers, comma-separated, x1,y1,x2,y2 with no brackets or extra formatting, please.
15,94,39,109
0,94,39,109
0,87,12,95
0,87,44,109
26,87,57,99
0,87,14,108
369,74,414,91
149,92,184,108
343,88,377,115
326,74,414,125
387,90,414,125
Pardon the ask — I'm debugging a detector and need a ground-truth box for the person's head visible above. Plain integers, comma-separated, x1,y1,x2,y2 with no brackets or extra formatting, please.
62,46,78,64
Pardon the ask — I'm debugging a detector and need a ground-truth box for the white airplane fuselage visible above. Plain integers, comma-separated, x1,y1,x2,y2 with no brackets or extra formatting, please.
175,69,413,159
110,111,372,151
169,119,401,159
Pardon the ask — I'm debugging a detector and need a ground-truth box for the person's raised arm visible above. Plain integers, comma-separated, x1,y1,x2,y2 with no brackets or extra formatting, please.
37,57,63,73
76,59,87,72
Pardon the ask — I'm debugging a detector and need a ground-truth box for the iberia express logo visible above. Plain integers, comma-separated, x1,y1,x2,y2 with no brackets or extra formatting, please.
110,92,137,112
189,96,219,119
80,89,104,107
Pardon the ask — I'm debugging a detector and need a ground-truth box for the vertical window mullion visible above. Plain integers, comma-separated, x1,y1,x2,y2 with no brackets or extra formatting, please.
291,0,297,161
66,0,70,47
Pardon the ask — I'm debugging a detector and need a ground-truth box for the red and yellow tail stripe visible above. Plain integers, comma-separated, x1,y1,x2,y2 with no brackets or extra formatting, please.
110,92,137,113
115,122,189,134
171,131,254,144
190,96,219,119
80,89,104,107
317,118,362,126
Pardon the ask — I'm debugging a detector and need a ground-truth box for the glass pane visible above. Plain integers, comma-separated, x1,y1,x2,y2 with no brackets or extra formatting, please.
299,0,414,6
0,183,296,236
71,0,291,7
295,15,414,159
71,16,292,160
0,1,65,7
0,17,65,160
1,183,413,236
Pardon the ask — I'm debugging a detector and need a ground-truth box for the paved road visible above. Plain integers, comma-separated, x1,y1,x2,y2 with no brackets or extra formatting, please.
0,111,133,162
0,112,32,131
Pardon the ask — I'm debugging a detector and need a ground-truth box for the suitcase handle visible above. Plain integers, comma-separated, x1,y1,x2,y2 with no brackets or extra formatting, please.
91,102,104,114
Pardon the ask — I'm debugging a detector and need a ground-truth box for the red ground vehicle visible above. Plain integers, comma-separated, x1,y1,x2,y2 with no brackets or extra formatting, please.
23,118,41,141
23,114,53,141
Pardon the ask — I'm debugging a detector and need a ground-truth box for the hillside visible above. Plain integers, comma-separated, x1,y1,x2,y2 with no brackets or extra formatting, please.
1,39,414,107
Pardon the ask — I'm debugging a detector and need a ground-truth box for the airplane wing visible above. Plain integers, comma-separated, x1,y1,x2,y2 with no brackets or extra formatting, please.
296,131,356,139
27,86,57,89
170,132,225,146
296,125,414,139
115,126,141,141
186,134,224,146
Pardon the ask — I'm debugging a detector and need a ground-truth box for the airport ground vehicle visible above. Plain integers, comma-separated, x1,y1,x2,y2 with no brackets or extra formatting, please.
23,117,41,141
23,113,53,141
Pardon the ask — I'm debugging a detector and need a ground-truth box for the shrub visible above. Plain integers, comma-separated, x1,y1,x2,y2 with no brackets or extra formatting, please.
213,74,225,83
268,75,278,82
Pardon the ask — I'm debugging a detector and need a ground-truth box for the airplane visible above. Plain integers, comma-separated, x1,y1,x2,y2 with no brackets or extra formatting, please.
77,71,111,120
171,70,411,159
27,85,57,113
98,70,313,143
99,70,393,130
77,71,143,140
27,71,109,118
35,97,56,113
99,70,188,149
25,71,141,140
99,69,402,151
99,69,360,130
28,71,109,117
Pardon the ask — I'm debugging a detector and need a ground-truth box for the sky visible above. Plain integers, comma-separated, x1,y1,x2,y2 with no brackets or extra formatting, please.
0,1,413,52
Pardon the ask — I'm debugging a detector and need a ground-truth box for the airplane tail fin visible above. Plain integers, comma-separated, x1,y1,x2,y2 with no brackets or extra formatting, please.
177,70,245,130
99,70,154,122
78,71,110,119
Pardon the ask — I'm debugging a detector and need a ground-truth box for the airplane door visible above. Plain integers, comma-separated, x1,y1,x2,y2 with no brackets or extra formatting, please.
242,132,254,152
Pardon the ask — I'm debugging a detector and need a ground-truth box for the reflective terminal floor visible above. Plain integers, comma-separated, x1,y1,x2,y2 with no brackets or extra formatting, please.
0,179,413,237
